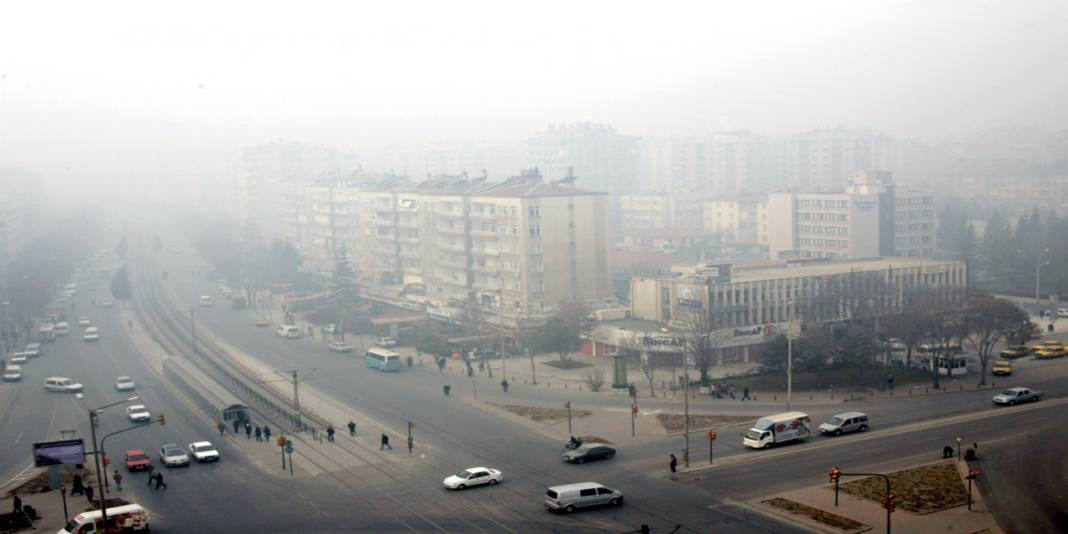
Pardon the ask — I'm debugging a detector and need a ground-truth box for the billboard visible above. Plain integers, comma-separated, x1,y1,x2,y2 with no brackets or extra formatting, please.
33,438,87,467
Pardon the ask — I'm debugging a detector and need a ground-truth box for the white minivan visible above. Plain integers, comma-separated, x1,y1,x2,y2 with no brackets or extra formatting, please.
44,376,84,393
275,325,301,338
545,482,624,513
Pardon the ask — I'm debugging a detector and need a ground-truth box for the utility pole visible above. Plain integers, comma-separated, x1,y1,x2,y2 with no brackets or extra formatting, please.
1036,249,1050,305
787,301,794,411
292,370,301,429
527,348,536,384
683,356,690,468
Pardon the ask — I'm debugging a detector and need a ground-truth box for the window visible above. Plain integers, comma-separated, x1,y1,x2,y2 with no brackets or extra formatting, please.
580,489,597,497
528,226,541,236
528,206,540,217
597,487,614,495
531,279,544,291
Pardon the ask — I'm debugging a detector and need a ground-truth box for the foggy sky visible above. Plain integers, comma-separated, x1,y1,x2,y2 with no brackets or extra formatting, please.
2,0,1067,183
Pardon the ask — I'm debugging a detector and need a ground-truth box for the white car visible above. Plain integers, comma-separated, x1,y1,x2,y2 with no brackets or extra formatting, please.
992,387,1042,405
24,343,41,357
375,337,398,348
44,377,84,393
159,443,190,467
83,327,100,341
443,467,503,490
3,366,22,382
127,405,151,423
9,353,28,364
188,441,220,462
100,301,114,308
328,341,354,353
77,316,92,327
199,295,213,307
115,376,136,391
54,322,71,335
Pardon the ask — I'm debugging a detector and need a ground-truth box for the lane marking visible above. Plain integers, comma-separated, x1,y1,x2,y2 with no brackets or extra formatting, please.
13,432,22,446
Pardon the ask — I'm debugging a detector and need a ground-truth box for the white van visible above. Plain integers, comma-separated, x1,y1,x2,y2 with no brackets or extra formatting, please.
59,503,149,533
545,482,624,513
44,377,84,393
275,325,301,338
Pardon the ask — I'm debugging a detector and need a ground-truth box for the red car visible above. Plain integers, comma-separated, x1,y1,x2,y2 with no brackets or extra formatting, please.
125,449,151,471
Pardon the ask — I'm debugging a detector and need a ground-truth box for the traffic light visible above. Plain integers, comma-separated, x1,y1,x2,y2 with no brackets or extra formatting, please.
829,467,841,484
158,414,166,426
884,492,896,513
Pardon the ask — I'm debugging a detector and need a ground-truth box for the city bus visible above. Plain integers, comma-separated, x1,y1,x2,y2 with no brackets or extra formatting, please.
365,348,402,371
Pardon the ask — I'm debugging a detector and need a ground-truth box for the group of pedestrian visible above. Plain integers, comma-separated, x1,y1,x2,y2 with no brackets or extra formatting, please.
226,419,271,442
146,468,167,490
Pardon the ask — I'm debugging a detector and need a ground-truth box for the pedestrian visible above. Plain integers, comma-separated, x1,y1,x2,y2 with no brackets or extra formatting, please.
669,454,678,473
326,425,335,442
146,465,155,486
728,383,736,399
380,433,392,450
12,493,21,514
942,445,954,459
263,425,271,441
501,379,509,393
741,385,751,401
232,419,240,434
85,484,95,503
888,375,895,391
245,421,252,439
255,427,262,441
348,420,356,436
72,473,85,495
112,470,123,491
154,472,167,490
217,421,226,436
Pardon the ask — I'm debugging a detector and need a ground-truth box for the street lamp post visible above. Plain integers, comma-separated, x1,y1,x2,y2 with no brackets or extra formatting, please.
1036,249,1051,306
955,436,963,462
786,300,796,411
89,396,140,527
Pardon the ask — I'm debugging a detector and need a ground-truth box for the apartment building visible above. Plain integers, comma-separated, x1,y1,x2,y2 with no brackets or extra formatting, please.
620,192,705,232
640,132,785,193
784,129,891,191
625,257,967,362
768,171,933,260
702,195,769,244
528,123,640,196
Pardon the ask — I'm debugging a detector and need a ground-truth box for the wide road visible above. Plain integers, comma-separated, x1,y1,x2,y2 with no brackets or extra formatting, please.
147,219,1068,532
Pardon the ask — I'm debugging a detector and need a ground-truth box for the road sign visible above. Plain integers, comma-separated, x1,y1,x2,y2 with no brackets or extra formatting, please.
33,439,86,467
285,444,294,454
707,431,717,441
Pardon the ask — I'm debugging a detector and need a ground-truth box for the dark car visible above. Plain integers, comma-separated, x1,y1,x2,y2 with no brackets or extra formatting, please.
563,443,616,464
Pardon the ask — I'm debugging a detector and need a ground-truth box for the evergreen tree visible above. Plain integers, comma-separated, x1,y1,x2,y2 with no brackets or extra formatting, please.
979,212,1013,283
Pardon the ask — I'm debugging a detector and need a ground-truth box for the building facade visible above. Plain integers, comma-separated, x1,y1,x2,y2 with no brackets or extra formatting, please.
768,171,934,260
620,192,705,232
528,123,640,196
702,195,769,244
626,257,967,363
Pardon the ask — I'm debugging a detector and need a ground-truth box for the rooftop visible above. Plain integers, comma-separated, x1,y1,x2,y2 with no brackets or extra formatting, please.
732,257,960,282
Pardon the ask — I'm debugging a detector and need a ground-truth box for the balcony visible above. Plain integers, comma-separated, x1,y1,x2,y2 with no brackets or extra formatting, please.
472,278,502,291
375,218,396,228
470,262,499,274
469,209,497,220
397,217,420,229
435,224,467,236
436,256,468,268
399,248,421,260
470,228,498,238
397,234,420,244
470,247,499,256
373,231,397,241
438,241,467,252
434,205,466,218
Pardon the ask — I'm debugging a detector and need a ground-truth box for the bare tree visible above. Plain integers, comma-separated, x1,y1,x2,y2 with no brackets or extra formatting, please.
682,308,729,387
961,292,1030,385
912,287,967,389
582,368,606,392
531,302,592,365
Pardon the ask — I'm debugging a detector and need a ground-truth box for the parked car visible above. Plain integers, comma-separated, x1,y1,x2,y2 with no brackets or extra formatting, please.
545,482,623,513
115,376,136,391
563,443,616,464
83,327,100,342
124,449,151,471
375,336,398,348
188,441,220,462
1057,307,1068,318
1033,345,1067,359
991,360,1013,376
443,467,502,490
992,387,1042,406
23,343,41,357
818,412,870,436
3,365,22,382
159,443,190,467
44,377,84,393
126,405,151,423
328,341,354,353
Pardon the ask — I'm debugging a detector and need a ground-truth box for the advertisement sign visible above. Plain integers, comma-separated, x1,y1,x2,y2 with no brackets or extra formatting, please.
33,439,87,467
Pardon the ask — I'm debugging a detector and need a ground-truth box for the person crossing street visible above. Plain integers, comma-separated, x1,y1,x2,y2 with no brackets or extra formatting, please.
347,420,356,436
380,433,392,450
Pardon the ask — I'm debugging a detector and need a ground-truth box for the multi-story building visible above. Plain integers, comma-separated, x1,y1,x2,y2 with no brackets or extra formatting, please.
0,195,25,282
768,171,934,260
640,132,785,193
528,123,640,196
620,257,967,363
620,192,705,232
366,140,528,180
784,129,891,191
702,195,769,244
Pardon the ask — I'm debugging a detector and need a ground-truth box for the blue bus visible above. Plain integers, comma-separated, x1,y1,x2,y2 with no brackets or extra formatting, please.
366,348,402,371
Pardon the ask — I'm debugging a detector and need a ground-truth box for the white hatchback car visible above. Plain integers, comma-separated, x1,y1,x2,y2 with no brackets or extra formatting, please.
189,441,220,462
9,353,28,364
78,316,92,327
160,443,190,467
115,376,136,391
44,377,84,393
443,467,503,490
83,327,100,342
3,365,22,382
127,405,151,423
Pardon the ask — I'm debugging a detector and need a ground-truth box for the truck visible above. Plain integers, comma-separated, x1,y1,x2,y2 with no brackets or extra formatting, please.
742,412,811,449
